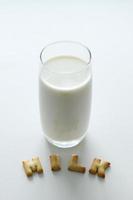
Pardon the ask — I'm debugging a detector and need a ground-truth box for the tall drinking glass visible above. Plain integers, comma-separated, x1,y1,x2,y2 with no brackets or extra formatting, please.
39,41,92,148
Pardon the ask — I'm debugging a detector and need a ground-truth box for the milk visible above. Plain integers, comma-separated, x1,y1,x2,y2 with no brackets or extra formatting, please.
39,56,92,146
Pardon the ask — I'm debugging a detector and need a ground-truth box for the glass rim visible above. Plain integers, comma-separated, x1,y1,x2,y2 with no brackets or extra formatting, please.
40,40,92,67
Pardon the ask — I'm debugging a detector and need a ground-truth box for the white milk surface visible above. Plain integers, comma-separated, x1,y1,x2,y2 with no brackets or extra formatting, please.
39,56,92,143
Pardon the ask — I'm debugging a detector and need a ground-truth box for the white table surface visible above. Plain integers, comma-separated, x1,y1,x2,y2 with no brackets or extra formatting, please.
0,1,133,199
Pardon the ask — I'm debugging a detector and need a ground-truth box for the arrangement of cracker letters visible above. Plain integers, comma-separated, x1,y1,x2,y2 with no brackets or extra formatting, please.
22,154,110,179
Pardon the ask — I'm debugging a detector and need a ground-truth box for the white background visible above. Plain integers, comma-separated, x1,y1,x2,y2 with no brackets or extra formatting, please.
0,0,133,199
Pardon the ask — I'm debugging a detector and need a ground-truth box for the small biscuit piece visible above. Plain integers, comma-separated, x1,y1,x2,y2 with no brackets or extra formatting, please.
97,161,110,178
22,157,43,177
68,154,86,173
89,158,101,175
23,160,33,177
32,157,43,174
49,154,61,171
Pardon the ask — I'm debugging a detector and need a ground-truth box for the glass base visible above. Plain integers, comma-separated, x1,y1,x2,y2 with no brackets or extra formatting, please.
44,132,87,148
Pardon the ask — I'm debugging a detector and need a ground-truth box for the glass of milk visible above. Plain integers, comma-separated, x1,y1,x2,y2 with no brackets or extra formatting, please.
39,41,92,148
